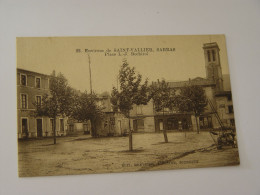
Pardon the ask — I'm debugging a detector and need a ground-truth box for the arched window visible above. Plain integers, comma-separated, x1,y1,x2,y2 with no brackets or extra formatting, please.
212,50,216,61
207,50,211,62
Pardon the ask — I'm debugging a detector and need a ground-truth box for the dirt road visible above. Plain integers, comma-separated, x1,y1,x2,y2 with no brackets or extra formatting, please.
18,132,239,177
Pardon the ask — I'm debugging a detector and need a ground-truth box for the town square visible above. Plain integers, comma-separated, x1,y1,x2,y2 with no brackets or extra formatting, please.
17,35,240,177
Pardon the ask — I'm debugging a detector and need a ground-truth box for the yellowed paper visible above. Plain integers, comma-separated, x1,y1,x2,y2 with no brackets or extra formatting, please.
17,35,239,177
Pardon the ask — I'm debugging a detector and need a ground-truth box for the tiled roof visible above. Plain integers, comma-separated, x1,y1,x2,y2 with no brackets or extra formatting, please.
17,68,50,78
168,78,215,88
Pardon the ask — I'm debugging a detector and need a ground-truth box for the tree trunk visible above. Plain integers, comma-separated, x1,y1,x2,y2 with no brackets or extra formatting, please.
195,115,200,134
90,118,97,137
163,108,168,143
163,129,168,143
54,116,56,144
128,114,133,151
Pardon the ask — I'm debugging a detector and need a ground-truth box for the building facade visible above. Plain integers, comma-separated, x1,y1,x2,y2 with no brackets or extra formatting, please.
67,91,130,137
17,68,68,139
215,91,235,128
95,93,129,136
129,42,235,132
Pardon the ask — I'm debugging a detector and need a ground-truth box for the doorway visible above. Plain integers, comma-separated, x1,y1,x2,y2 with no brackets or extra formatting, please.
60,119,64,132
167,118,178,130
22,118,28,138
36,119,42,137
133,119,144,132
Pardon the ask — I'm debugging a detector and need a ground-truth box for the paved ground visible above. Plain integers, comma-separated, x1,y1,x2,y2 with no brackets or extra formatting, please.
18,131,240,177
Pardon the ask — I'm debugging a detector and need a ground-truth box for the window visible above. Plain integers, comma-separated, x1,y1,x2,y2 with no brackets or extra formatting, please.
227,94,232,101
199,116,213,129
21,94,27,109
207,50,211,62
21,74,27,86
230,119,235,126
212,50,216,61
36,95,42,106
21,118,28,134
36,77,41,88
50,119,54,132
228,105,234,113
60,119,64,131
208,117,213,128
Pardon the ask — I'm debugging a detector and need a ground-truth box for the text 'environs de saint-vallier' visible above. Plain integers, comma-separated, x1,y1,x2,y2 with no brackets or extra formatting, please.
76,48,175,56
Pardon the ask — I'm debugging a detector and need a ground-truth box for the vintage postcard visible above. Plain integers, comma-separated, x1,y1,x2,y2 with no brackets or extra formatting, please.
17,35,239,177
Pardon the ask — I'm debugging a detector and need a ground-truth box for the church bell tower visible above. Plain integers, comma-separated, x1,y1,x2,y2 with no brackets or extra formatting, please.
203,42,223,91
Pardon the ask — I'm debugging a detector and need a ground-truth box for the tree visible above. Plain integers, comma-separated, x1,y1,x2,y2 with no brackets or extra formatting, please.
71,92,104,137
111,59,150,151
175,84,207,134
34,71,74,144
149,79,176,142
111,87,119,112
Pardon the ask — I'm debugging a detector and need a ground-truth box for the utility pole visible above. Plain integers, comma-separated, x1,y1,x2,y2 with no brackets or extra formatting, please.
116,75,119,90
87,53,93,94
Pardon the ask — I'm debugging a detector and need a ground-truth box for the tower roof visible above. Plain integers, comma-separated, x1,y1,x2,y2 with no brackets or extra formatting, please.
203,42,220,50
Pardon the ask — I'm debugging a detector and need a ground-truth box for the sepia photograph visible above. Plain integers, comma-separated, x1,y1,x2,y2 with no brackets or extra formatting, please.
17,35,240,177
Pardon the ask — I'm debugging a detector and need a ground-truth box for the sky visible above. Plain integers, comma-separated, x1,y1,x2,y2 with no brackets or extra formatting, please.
17,35,230,93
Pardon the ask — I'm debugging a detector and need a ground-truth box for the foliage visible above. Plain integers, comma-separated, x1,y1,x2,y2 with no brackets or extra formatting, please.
111,59,150,150
72,92,104,122
71,91,104,137
110,87,119,112
33,71,74,143
149,79,176,143
34,71,74,118
175,84,207,116
111,60,150,117
149,79,176,112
